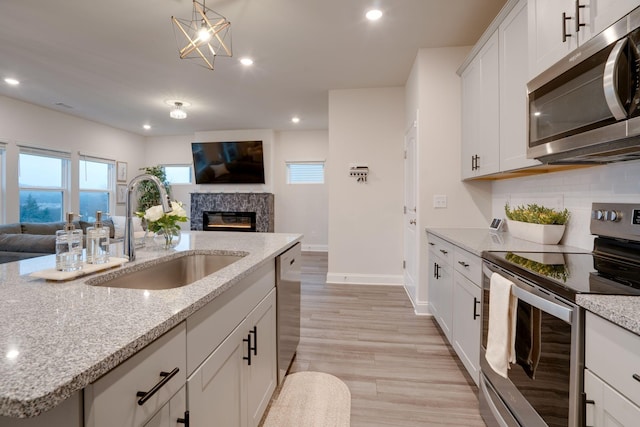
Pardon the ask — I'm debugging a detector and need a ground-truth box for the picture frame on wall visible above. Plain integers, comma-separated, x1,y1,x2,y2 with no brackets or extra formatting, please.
116,161,128,182
116,184,127,204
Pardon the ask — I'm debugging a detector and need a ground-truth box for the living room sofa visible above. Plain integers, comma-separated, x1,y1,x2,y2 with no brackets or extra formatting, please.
0,219,116,264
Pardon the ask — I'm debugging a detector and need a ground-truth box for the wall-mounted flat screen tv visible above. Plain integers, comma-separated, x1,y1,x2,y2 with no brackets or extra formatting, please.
191,141,265,184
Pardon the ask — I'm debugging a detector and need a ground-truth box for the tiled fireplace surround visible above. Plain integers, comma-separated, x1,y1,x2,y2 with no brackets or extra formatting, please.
190,193,275,232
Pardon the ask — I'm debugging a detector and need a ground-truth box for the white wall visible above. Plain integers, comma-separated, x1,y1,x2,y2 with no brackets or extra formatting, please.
0,95,146,221
491,160,640,250
273,130,328,251
327,87,405,285
145,129,330,249
405,47,492,313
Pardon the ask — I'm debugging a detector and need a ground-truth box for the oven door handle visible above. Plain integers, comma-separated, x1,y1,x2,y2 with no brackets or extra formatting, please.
483,265,573,324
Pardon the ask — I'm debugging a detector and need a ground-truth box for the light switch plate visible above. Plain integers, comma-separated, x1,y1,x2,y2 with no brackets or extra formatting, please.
433,195,447,208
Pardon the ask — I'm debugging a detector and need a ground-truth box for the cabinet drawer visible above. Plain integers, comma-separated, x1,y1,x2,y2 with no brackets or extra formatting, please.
453,247,481,284
186,262,275,374
84,323,187,427
585,312,640,406
427,234,453,265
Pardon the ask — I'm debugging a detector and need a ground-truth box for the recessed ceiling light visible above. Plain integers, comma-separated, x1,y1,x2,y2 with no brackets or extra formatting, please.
291,116,300,124
143,124,151,130
240,57,254,66
365,9,383,21
4,78,20,86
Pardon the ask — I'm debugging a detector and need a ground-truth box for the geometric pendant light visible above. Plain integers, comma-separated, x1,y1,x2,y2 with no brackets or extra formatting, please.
171,0,232,70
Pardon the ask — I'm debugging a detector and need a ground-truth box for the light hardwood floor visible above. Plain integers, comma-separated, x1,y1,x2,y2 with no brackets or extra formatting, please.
288,252,486,427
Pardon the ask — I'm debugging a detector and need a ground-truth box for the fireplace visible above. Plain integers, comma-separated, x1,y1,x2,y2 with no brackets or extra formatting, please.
203,211,257,232
191,193,274,232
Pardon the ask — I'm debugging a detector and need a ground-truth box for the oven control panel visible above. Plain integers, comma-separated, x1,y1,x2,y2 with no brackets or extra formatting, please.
591,203,640,239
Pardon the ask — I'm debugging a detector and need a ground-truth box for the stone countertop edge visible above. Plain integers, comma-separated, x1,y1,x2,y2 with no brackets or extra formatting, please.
576,295,640,336
425,227,588,256
0,231,301,419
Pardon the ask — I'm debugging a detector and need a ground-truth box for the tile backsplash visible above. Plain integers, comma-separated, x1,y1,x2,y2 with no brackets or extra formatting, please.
492,160,640,250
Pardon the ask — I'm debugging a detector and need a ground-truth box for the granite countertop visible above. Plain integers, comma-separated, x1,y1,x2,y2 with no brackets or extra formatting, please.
425,227,588,256
576,295,640,335
0,231,301,418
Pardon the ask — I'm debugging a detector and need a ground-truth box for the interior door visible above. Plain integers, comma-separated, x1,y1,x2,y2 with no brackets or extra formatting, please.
403,120,418,302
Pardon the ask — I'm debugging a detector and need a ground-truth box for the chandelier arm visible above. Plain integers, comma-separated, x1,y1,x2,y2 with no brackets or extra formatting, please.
193,45,215,69
172,17,201,57
212,23,232,56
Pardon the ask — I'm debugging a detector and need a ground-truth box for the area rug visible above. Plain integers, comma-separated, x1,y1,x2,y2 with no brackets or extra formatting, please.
262,371,351,427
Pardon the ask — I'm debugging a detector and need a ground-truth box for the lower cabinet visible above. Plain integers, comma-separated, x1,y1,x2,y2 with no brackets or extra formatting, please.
452,271,481,384
428,236,454,342
188,289,277,427
584,369,640,427
143,386,187,427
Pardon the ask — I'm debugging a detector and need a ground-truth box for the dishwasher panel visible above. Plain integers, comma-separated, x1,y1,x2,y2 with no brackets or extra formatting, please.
275,243,301,384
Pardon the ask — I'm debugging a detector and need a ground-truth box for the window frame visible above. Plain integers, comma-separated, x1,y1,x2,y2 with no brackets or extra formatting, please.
18,146,71,223
79,156,115,221
163,164,193,185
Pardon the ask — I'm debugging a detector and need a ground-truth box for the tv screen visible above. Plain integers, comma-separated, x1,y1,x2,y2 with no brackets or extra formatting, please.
191,141,265,184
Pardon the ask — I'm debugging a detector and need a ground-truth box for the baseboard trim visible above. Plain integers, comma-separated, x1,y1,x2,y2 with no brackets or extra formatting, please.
326,272,403,286
401,286,432,315
301,244,328,252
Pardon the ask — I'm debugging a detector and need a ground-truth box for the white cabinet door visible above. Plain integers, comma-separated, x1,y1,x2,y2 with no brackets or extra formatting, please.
188,321,248,427
246,290,277,427
584,369,640,427
452,271,481,385
143,387,187,427
431,252,453,341
589,0,638,43
528,0,576,78
461,31,500,179
187,289,276,427
428,247,441,321
499,0,541,172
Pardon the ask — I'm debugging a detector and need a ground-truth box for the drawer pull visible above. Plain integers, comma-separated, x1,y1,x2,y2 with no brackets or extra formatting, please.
136,367,180,406
428,242,435,246
473,297,480,320
177,411,190,426
243,334,252,365
458,261,469,268
439,249,448,255
633,373,640,383
250,325,258,356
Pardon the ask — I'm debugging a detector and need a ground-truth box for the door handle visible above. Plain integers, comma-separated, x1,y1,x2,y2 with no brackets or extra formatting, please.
603,38,630,121
575,1,585,32
243,334,252,365
177,411,190,426
409,219,416,225
473,297,480,320
136,368,180,406
250,325,258,356
562,12,572,43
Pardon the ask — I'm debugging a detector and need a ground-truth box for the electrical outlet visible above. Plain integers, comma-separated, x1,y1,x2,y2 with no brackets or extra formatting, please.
433,195,447,208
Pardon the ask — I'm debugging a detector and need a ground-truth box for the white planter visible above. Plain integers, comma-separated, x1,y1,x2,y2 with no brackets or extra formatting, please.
506,219,566,245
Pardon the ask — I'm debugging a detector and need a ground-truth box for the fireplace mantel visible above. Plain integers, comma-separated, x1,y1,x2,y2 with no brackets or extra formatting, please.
190,193,274,232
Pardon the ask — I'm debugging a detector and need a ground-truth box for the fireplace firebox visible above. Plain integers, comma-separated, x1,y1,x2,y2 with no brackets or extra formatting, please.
203,211,257,232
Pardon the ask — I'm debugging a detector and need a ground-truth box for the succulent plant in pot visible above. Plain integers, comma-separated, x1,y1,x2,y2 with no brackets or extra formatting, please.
504,203,570,244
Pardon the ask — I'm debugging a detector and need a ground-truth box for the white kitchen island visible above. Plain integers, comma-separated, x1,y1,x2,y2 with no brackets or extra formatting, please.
0,231,301,425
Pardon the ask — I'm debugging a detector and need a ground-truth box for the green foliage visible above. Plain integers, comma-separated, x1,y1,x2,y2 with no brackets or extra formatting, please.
504,203,570,225
136,166,172,213
20,194,56,222
505,252,569,282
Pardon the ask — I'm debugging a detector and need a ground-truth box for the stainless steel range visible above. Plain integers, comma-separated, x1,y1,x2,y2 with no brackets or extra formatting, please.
480,202,640,427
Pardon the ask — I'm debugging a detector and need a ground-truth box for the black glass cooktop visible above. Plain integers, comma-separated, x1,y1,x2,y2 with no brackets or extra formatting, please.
483,250,640,301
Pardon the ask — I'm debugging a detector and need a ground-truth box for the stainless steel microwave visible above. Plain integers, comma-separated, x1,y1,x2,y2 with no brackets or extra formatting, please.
527,7,640,164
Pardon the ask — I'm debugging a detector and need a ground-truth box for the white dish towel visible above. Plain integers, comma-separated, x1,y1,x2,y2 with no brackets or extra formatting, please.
485,272,518,378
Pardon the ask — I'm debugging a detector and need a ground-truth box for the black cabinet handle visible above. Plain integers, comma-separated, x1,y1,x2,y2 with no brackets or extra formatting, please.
575,1,585,32
243,334,252,365
473,297,480,320
250,326,258,356
435,263,441,279
136,367,180,406
633,373,640,382
428,242,435,246
458,261,469,268
439,249,448,255
177,411,190,426
562,12,572,42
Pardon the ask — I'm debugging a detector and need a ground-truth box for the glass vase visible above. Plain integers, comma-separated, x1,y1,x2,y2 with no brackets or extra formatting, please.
153,226,181,249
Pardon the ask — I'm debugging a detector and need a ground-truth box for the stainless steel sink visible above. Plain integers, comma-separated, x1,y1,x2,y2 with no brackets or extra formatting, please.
88,253,245,290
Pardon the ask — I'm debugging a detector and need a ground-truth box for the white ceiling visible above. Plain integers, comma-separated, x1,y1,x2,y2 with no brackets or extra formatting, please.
0,0,506,136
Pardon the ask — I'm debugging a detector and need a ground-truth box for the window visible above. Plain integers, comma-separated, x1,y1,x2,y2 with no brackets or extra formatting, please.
164,165,192,184
79,158,114,222
19,148,70,222
286,161,325,184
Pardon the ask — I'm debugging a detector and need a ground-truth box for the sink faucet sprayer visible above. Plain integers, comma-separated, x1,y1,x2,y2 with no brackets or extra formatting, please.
124,174,172,261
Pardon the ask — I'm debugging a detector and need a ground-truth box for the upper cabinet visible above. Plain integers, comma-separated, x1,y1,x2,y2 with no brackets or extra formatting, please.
499,0,541,171
529,0,639,78
461,32,500,180
460,0,537,180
